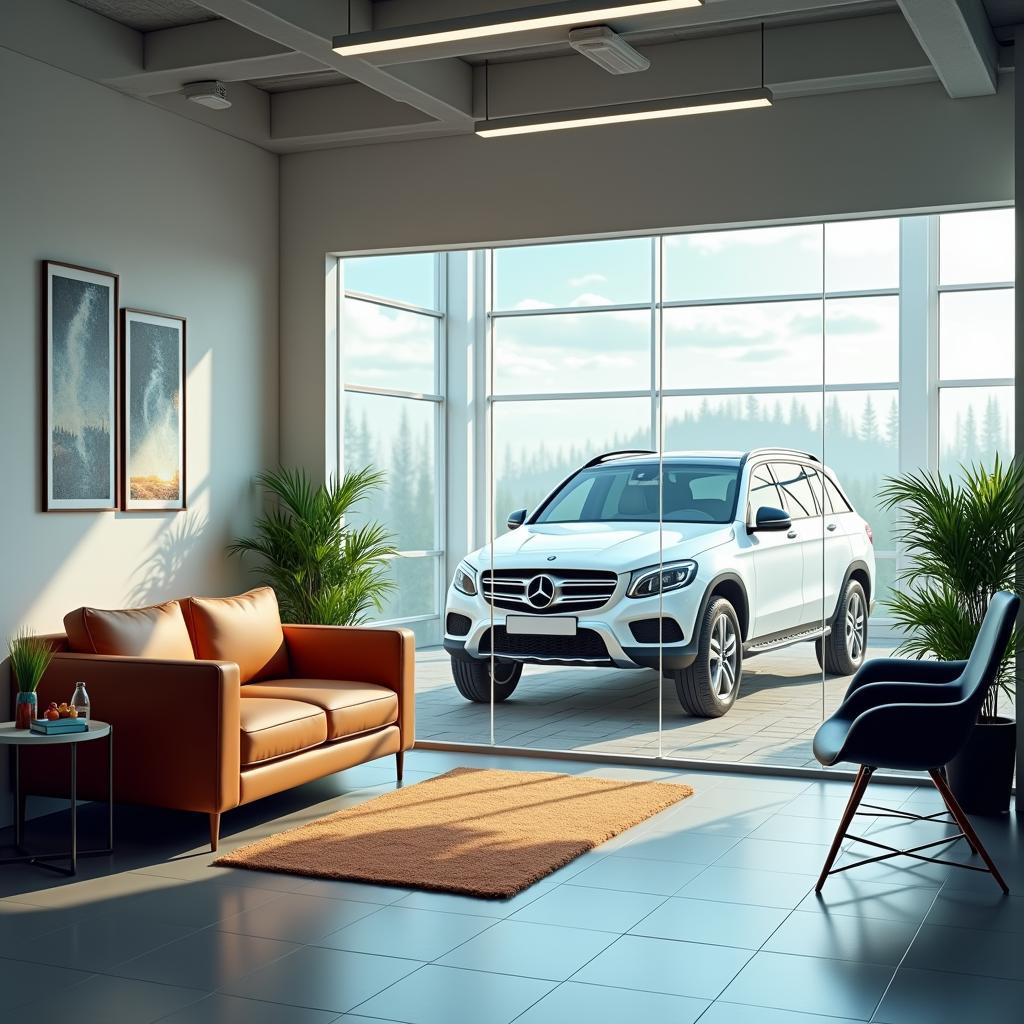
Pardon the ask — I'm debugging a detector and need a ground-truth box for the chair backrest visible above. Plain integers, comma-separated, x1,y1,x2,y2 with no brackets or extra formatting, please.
957,590,1020,714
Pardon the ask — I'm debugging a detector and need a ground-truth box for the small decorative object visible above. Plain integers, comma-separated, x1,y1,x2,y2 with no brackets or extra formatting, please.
8,629,54,730
71,682,90,722
43,261,119,511
121,308,187,511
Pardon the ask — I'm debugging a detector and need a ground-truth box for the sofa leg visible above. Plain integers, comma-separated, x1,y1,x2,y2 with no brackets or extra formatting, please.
209,812,221,853
396,751,404,783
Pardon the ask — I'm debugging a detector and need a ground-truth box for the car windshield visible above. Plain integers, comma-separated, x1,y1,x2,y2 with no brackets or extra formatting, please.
535,461,741,525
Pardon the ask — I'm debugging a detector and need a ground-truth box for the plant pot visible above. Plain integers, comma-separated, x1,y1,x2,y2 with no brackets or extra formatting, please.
15,692,37,730
946,716,1017,816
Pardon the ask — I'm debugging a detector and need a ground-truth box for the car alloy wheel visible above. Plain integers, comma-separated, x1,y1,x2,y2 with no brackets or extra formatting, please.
844,588,866,663
708,612,739,699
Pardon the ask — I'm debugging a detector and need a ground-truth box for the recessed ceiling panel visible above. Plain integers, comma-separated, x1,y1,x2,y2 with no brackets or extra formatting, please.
67,0,217,32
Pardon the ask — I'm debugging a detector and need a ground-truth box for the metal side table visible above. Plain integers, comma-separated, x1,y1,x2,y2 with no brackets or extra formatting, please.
0,720,112,876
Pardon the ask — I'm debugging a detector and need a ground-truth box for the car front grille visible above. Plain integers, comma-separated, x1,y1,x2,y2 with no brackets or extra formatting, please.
481,569,618,614
479,626,610,663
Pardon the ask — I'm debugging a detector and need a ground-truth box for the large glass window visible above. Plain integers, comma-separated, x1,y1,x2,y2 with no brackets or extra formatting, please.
339,254,444,646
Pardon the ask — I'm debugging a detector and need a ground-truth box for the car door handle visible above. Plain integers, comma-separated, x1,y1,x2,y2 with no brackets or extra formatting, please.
826,523,837,532
787,530,797,539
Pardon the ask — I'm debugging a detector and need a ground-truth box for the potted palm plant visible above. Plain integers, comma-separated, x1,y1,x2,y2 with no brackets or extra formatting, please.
229,466,397,625
879,457,1022,815
9,629,55,729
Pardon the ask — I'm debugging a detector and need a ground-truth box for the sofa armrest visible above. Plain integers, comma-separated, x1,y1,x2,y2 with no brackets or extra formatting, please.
28,653,241,814
283,624,415,749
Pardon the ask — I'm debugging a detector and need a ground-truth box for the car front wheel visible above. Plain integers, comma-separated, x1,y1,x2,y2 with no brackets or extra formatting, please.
815,578,868,676
671,597,742,718
451,656,523,703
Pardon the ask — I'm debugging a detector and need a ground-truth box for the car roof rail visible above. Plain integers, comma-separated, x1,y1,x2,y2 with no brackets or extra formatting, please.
584,449,656,468
746,447,821,463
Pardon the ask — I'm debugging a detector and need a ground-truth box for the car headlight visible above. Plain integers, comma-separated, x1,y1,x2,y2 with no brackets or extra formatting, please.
453,561,478,596
627,560,698,598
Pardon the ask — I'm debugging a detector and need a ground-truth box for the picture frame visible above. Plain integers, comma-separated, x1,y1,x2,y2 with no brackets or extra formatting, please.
120,308,187,512
43,261,120,512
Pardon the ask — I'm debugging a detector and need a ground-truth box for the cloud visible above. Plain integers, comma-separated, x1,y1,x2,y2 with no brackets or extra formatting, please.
667,224,820,255
568,273,608,289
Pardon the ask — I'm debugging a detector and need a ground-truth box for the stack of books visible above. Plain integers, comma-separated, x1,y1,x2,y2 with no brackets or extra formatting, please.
30,717,88,735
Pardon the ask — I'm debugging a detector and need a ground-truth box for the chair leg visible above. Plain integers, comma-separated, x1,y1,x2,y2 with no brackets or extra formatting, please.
396,751,404,783
816,765,874,892
928,770,1009,894
209,812,221,853
933,772,978,855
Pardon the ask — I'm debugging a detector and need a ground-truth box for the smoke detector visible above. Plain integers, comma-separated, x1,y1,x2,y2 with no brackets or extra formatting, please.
568,26,650,75
183,81,232,110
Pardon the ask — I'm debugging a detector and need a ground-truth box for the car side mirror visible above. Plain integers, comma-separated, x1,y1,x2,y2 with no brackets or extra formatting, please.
506,508,528,531
750,506,792,533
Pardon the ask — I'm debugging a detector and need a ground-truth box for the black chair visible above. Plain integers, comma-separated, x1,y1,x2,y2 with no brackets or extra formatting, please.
812,590,1018,894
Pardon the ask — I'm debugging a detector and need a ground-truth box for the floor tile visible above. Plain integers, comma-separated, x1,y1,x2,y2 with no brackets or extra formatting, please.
438,920,616,980
796,877,939,924
350,964,555,1024
763,909,916,965
512,981,708,1024
750,813,860,847
675,865,814,909
157,993,339,1023
221,945,419,1013
924,889,1024,933
629,896,788,949
722,949,894,1019
904,922,1024,980
393,884,552,919
650,804,773,836
218,892,381,943
874,967,1024,1024
698,1002,864,1024
610,829,738,864
8,912,196,971
0,956,90,1010
715,836,832,876
509,883,664,933
112,927,297,989
572,934,751,1000
114,879,282,928
317,905,493,960
296,878,412,904
567,855,703,895
22,974,205,1024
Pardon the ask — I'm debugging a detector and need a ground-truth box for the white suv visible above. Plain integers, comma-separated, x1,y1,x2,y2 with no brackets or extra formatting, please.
444,449,875,717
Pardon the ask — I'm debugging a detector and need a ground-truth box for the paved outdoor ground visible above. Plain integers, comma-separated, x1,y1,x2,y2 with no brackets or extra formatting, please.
415,643,893,768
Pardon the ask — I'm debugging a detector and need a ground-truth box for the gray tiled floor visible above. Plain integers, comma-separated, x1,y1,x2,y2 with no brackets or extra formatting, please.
0,747,1021,1023
415,643,894,766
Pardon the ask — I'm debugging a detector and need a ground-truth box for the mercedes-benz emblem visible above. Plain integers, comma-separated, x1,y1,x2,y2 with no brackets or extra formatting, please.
526,574,556,609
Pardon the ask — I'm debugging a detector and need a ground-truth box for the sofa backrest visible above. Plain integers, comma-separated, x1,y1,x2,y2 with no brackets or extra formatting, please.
183,586,289,683
64,600,196,660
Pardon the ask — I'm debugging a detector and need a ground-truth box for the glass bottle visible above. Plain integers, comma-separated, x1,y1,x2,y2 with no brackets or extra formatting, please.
71,682,90,722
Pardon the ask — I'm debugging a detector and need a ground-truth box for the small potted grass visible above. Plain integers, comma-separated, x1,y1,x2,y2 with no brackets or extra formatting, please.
9,629,55,729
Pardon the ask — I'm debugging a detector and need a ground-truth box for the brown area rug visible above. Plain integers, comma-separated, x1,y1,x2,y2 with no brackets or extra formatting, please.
214,767,693,898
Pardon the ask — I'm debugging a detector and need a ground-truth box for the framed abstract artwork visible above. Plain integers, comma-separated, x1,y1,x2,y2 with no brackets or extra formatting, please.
121,308,187,512
43,261,119,511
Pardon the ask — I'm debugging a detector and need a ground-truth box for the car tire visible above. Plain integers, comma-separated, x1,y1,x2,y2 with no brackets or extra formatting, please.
451,657,523,703
816,578,868,676
672,597,742,718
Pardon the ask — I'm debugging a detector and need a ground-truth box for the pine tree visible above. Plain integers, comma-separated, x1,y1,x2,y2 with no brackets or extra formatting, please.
980,396,1004,460
961,406,980,466
885,398,899,448
861,394,880,443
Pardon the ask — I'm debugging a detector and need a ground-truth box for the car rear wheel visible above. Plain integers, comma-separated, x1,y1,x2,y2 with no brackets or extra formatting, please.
672,597,742,718
815,578,868,676
451,656,523,703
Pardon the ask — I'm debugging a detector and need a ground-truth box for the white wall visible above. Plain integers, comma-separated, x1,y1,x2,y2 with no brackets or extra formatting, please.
280,79,1014,476
0,47,279,813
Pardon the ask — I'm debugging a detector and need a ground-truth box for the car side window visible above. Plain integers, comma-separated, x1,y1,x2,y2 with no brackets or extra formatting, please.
771,463,820,520
747,464,783,517
823,475,853,514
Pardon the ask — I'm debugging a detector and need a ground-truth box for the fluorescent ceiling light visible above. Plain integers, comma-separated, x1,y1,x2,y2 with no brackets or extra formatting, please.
475,88,772,137
333,1,703,57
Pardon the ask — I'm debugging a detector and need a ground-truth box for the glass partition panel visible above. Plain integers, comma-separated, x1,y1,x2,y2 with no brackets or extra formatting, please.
344,252,437,308
343,298,438,394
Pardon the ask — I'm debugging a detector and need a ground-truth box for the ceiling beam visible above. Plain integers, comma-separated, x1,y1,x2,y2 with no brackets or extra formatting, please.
355,0,884,64
896,0,998,97
192,0,474,124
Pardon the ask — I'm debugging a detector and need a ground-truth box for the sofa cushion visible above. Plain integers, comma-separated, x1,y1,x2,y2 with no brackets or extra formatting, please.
239,697,327,767
241,679,399,741
63,601,195,660
186,587,289,683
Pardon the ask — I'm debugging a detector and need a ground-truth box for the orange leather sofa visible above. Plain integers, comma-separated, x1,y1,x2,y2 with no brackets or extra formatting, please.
23,588,414,850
